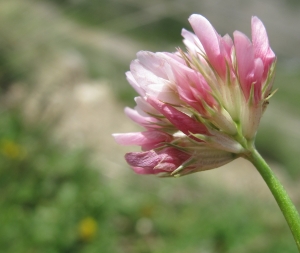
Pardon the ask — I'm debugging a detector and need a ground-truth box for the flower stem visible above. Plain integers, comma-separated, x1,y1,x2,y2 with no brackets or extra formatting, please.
247,149,300,251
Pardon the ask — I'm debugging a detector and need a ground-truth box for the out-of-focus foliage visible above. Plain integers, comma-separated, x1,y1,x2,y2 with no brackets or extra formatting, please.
0,39,30,91
0,111,113,252
41,0,186,45
0,111,297,253
256,69,300,177
45,0,140,26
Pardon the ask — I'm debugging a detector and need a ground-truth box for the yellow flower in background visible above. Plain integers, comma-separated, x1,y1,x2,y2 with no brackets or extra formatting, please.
78,217,98,242
0,139,25,160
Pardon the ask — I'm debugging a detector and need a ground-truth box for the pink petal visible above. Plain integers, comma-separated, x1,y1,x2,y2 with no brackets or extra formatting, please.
145,83,180,105
193,72,214,101
112,131,172,146
124,107,158,127
181,28,204,54
188,14,226,77
146,96,209,140
158,51,190,83
134,96,158,116
125,148,191,173
130,55,180,104
171,63,196,97
222,34,233,53
233,31,255,100
130,59,167,92
251,16,276,72
136,51,170,80
171,64,215,113
131,166,165,175
126,71,145,96
251,17,276,83
252,58,264,102
140,143,163,151
163,52,186,65
221,34,234,65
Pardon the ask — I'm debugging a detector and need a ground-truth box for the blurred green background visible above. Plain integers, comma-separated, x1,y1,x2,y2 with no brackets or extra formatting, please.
0,0,300,252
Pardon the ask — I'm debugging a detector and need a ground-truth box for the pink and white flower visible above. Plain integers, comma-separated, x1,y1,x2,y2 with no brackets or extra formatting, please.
113,14,276,177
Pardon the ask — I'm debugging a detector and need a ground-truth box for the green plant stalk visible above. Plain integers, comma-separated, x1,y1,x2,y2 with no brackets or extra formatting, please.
247,148,300,251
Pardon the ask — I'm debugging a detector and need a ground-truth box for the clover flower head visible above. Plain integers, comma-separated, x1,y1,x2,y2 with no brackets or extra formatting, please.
113,14,276,177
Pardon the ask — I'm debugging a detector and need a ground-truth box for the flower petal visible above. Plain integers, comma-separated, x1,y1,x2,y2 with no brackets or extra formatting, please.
251,16,276,77
124,107,159,127
233,31,255,100
126,71,145,96
137,51,170,80
134,96,158,116
181,28,204,54
146,96,209,140
130,59,168,93
125,148,191,173
252,58,264,102
131,166,165,175
113,131,172,146
188,14,226,77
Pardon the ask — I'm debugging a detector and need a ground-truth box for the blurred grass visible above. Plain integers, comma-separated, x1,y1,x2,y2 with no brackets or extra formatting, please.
0,0,300,252
0,109,297,253
256,68,300,177
44,0,141,27
274,70,300,111
41,0,186,45
73,43,137,106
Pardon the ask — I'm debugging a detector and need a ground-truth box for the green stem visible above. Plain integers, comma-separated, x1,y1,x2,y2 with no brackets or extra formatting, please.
247,149,300,251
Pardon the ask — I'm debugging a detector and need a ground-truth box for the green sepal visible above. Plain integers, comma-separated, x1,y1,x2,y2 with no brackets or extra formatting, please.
171,157,196,176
